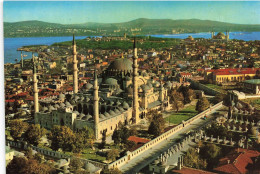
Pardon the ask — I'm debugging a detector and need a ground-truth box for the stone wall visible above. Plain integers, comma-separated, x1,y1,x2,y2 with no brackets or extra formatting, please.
6,140,107,169
108,102,223,169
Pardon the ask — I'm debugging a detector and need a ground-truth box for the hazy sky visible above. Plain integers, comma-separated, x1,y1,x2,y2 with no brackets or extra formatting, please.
3,1,260,24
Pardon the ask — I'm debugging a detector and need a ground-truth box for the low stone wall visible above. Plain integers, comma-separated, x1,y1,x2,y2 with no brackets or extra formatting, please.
108,102,223,169
6,140,107,169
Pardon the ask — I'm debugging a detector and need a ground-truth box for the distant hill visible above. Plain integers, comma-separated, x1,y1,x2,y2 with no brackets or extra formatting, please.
4,18,260,37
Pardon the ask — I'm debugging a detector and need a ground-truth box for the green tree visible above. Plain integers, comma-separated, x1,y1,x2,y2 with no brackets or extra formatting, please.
73,127,95,153
9,119,28,140
106,149,119,162
205,123,233,139
48,125,75,151
170,89,184,112
6,156,27,174
200,144,220,160
23,124,47,146
102,168,122,174
196,97,210,113
69,157,84,172
184,148,207,169
148,112,166,137
213,93,225,104
178,86,194,104
7,156,55,174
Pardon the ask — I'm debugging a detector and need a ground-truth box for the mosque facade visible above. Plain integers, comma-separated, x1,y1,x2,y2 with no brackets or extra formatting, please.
35,37,171,139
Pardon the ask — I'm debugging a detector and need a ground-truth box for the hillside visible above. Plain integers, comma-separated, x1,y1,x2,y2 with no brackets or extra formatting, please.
4,18,260,37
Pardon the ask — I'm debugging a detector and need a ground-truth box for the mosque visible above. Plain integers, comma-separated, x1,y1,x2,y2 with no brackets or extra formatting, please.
211,31,229,41
34,36,171,139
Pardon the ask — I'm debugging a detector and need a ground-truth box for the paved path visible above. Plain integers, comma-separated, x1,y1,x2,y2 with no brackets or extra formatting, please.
119,106,225,174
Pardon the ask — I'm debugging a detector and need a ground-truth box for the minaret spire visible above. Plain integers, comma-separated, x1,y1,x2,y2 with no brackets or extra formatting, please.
132,37,139,123
93,66,99,139
32,53,39,113
72,34,78,94
21,51,23,69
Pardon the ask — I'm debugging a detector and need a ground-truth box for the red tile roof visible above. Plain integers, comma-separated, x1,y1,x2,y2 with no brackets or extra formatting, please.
127,136,150,144
171,167,217,174
214,148,260,174
206,68,260,76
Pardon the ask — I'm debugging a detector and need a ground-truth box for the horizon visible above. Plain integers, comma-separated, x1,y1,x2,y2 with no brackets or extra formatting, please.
3,1,260,25
4,17,260,26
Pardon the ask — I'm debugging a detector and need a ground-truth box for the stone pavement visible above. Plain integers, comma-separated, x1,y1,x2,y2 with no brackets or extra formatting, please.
119,106,225,174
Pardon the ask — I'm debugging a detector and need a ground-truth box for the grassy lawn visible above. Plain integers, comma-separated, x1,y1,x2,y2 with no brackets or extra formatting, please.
165,105,198,125
242,98,260,110
204,84,225,93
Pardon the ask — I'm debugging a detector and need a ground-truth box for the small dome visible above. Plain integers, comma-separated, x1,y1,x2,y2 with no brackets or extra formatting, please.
86,114,92,120
114,109,120,114
104,112,110,117
60,103,65,108
59,94,65,99
86,83,93,90
85,162,96,172
109,110,116,116
107,58,133,73
65,101,71,107
104,78,118,86
123,102,129,109
99,114,106,119
54,104,60,108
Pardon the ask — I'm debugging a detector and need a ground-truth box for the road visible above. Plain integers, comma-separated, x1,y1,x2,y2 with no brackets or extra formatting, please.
119,105,225,174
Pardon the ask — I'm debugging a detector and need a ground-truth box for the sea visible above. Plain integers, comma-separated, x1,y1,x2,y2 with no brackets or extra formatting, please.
4,32,260,64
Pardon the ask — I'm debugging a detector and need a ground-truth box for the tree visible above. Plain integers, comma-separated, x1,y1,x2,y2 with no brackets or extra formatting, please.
112,123,132,145
178,86,194,104
213,93,225,104
9,119,28,140
205,122,233,140
23,124,47,146
73,127,95,153
200,144,220,160
69,157,84,172
6,156,27,174
125,140,137,151
196,97,210,113
184,148,207,169
107,149,119,162
102,168,122,174
7,156,55,174
48,125,75,151
148,112,166,137
170,89,184,112
112,129,121,145
100,130,107,149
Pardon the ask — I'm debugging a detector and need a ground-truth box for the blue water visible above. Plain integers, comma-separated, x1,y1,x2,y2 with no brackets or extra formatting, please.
4,36,95,64
4,32,260,64
150,32,260,41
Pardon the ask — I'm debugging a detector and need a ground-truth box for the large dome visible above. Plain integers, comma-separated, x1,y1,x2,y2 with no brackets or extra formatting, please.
107,58,133,73
215,32,226,39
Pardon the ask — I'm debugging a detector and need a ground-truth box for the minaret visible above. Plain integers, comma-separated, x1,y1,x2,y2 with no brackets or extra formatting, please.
159,81,164,102
211,31,214,39
32,53,39,113
226,30,229,41
72,34,78,94
93,68,99,139
21,51,23,69
132,38,140,123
